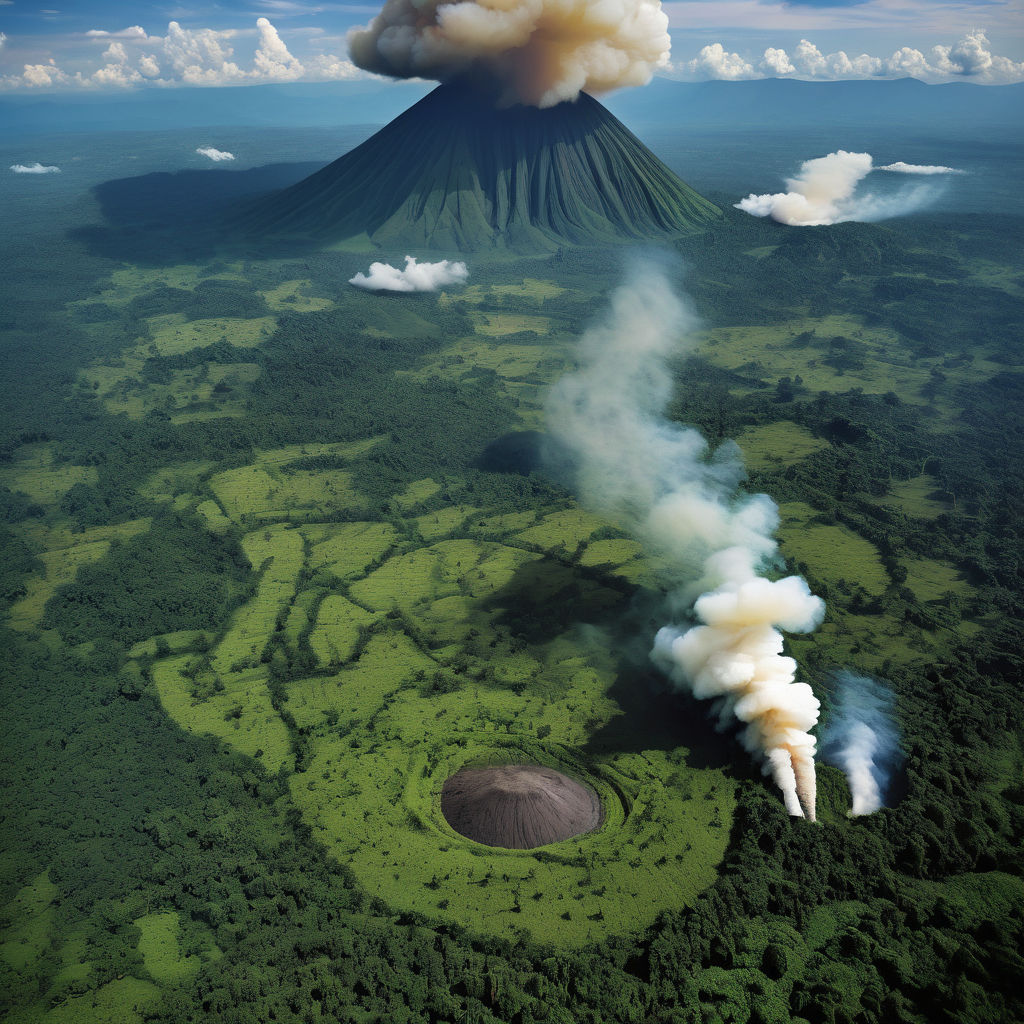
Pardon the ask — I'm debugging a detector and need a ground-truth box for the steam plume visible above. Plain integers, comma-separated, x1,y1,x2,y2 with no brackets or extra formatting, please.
349,255,469,292
348,0,671,108
546,261,824,818
736,150,957,226
820,672,901,816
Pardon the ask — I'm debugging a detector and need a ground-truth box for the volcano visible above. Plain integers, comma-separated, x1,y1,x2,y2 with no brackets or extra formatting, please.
239,82,720,250
441,764,603,848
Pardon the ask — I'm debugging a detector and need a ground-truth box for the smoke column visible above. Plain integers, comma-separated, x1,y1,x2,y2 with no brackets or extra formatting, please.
546,261,824,818
820,671,902,815
736,150,958,226
348,0,671,108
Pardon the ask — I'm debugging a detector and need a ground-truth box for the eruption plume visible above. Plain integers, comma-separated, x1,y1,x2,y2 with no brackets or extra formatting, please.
546,260,824,818
820,671,902,815
348,0,671,108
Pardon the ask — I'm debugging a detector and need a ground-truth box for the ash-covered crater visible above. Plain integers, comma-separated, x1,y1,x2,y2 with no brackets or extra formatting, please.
441,764,603,849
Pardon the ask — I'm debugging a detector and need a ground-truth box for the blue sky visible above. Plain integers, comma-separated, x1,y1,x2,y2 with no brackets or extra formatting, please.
1,0,1022,90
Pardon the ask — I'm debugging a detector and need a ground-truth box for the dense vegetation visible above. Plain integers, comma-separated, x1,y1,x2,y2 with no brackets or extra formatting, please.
1,135,1022,1024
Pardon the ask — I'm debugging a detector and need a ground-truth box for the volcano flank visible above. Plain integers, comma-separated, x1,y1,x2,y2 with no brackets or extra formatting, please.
240,82,720,249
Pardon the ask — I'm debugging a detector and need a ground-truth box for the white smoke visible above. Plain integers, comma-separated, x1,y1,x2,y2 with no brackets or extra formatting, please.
10,162,61,174
819,672,901,816
546,261,824,818
196,147,236,162
878,162,966,176
348,0,671,108
736,150,958,226
349,255,469,292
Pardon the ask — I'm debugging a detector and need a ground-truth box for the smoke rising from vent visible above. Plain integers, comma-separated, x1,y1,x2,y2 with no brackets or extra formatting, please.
348,0,671,108
546,261,824,818
349,255,469,292
736,150,958,226
820,672,902,816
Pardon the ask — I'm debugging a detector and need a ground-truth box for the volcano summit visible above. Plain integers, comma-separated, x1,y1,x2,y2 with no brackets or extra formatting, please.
240,82,720,250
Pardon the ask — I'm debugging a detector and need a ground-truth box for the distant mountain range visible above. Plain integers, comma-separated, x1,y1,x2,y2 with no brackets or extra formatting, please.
4,77,1021,136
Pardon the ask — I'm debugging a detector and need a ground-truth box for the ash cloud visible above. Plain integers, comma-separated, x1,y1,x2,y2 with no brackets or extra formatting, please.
196,147,235,162
349,255,469,293
736,150,960,226
820,672,902,816
348,0,671,108
546,260,824,818
10,162,61,174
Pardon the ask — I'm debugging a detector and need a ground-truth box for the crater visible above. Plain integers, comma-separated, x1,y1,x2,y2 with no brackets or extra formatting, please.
441,763,603,849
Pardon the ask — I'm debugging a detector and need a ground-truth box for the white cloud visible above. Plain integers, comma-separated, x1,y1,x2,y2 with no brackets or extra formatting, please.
18,60,69,88
736,149,957,226
349,256,470,293
251,16,304,81
685,43,755,81
138,54,161,78
196,146,236,162
305,53,364,81
878,161,965,175
86,26,149,40
760,47,794,76
163,20,244,85
11,162,61,174
673,31,1024,84
0,32,7,50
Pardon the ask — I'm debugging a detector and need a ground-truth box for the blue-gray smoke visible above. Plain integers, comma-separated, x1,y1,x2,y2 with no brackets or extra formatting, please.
819,672,902,816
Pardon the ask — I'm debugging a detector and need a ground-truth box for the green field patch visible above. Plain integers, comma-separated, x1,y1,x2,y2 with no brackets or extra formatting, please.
8,518,152,629
287,630,436,730
489,278,566,301
254,436,385,467
135,911,200,985
146,315,276,356
309,595,380,668
415,505,477,541
262,279,334,312
128,629,213,659
743,245,779,259
392,477,441,510
151,657,291,773
471,312,552,337
576,538,660,585
139,461,214,503
0,872,56,971
699,316,933,400
411,337,568,383
9,542,109,630
735,421,829,470
469,510,539,536
777,501,889,597
284,587,323,644
902,555,968,604
209,464,361,523
514,508,608,553
349,539,539,613
212,526,304,676
85,263,247,308
303,521,398,580
0,444,97,506
875,474,951,519
44,976,161,1024
195,499,232,534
